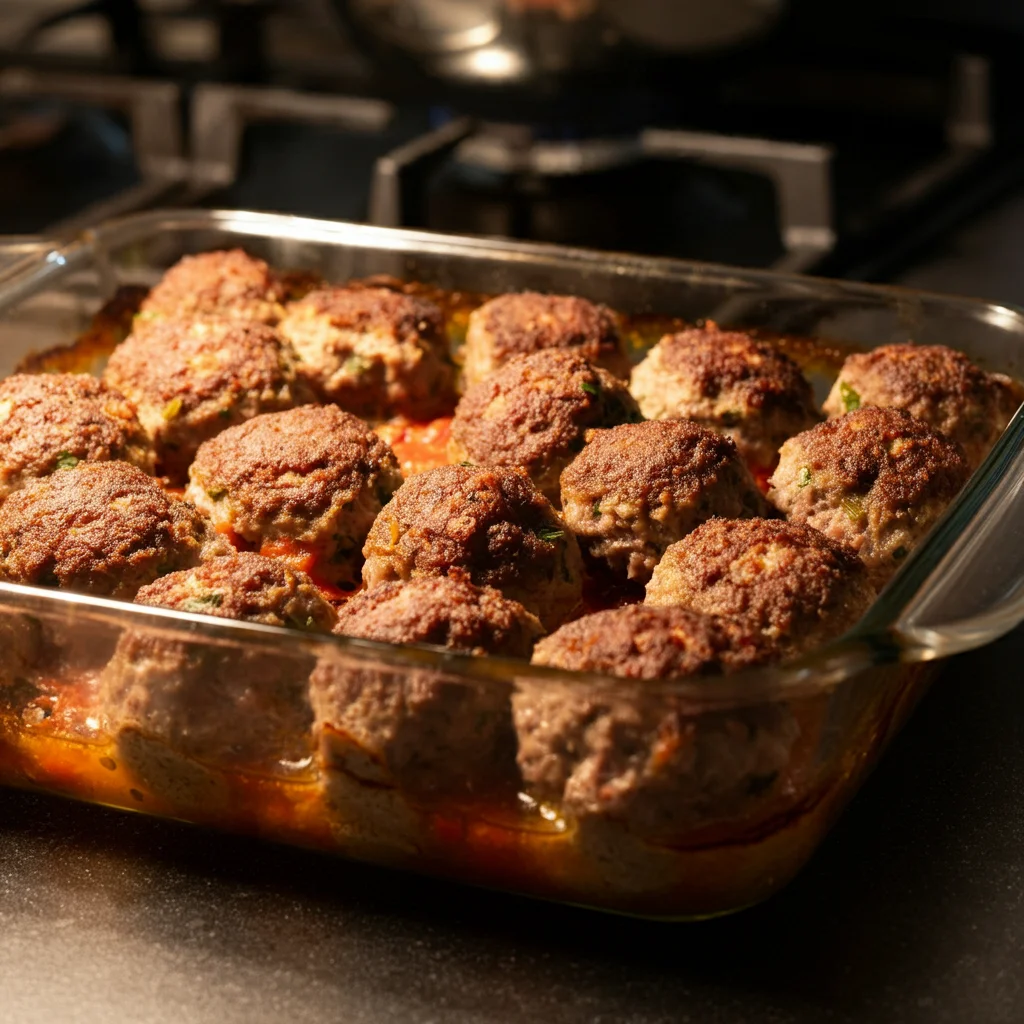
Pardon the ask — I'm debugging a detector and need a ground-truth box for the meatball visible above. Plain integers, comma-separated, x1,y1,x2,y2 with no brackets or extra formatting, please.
100,553,336,803
332,576,544,657
186,405,403,587
103,316,313,481
823,343,1022,469
277,286,455,419
0,373,154,501
310,577,543,803
561,420,769,583
768,407,971,586
0,461,228,600
462,292,630,388
629,323,820,469
362,464,583,630
514,604,798,840
448,349,642,503
136,249,287,326
645,518,875,659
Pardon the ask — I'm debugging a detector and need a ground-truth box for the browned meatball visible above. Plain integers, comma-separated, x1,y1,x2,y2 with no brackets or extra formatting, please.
462,292,630,387
104,316,313,481
769,407,971,586
629,323,820,468
0,373,154,500
100,553,337,802
310,577,543,803
561,420,768,583
128,550,336,629
362,464,583,630
0,461,229,600
823,343,1022,469
277,286,455,419
514,604,797,840
186,405,403,586
332,576,544,656
646,518,875,659
448,349,642,503
136,249,287,326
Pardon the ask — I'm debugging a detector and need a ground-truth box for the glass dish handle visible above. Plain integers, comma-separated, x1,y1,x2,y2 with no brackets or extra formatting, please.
891,405,1024,658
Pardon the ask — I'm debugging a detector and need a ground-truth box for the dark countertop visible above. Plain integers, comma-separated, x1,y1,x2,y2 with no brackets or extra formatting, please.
4,192,1024,1024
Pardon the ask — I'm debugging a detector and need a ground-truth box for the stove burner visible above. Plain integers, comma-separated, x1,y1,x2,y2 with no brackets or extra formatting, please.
365,53,994,275
0,11,1012,284
0,66,185,237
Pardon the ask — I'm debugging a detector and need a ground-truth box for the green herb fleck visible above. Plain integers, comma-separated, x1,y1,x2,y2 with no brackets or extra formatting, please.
458,460,475,467
797,466,812,488
205,487,227,501
162,397,183,421
720,410,741,427
892,545,908,561
343,355,371,377
55,452,80,471
591,501,602,519
218,407,232,420
580,380,600,397
287,614,316,632
537,527,564,543
839,381,861,413
181,592,224,613
841,495,865,523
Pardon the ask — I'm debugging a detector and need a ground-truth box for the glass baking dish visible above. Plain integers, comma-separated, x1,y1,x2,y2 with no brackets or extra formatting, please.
1,209,1024,920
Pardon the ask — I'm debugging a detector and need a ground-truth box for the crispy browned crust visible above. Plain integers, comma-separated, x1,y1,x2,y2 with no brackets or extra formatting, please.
0,461,224,599
630,323,820,466
465,292,629,379
335,577,544,657
823,343,1023,467
645,517,875,659
290,286,444,341
562,419,761,507
278,286,455,418
0,373,155,495
532,604,772,678
188,405,401,529
449,349,641,501
657,325,809,396
104,316,312,481
776,406,971,511
362,464,583,629
138,249,287,323
134,551,337,631
96,284,150,332
15,286,149,376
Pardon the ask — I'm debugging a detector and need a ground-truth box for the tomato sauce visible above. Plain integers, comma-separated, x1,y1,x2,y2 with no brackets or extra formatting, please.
374,415,453,478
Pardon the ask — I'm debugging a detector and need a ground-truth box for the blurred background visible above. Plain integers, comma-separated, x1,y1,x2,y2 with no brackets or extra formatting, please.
2,0,1024,290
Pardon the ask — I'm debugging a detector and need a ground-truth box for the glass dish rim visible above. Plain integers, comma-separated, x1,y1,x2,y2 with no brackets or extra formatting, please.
0,206,1022,709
